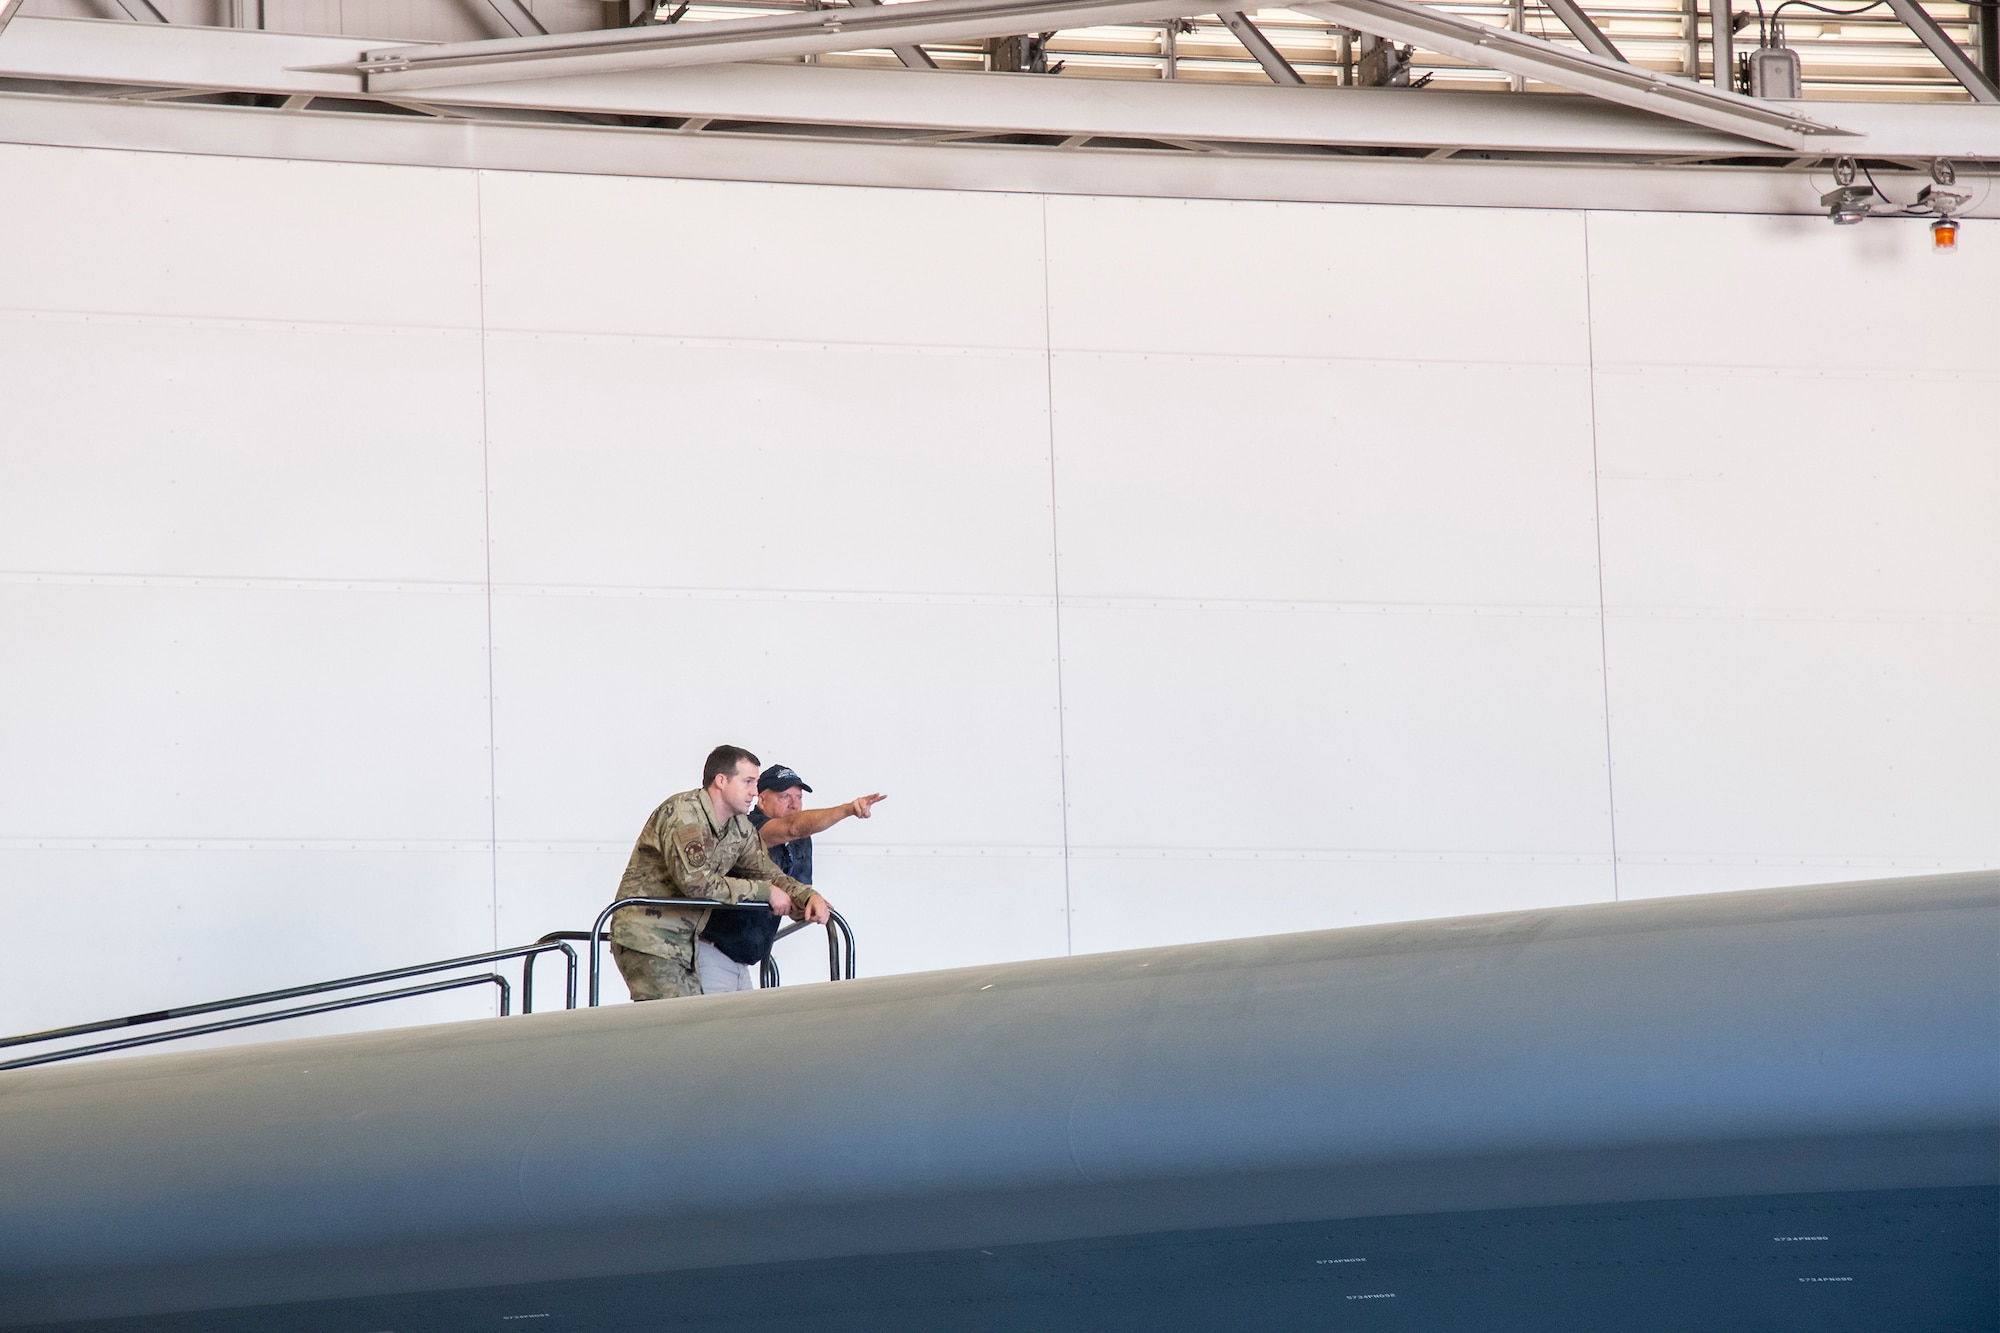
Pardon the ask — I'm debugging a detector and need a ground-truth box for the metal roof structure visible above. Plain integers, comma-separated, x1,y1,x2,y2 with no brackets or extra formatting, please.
1,0,1996,214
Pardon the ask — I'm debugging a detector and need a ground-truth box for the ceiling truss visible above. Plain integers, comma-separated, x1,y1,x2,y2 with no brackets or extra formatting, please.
0,8,1995,191
1881,0,2000,101
1215,10,1303,85
1294,0,1850,147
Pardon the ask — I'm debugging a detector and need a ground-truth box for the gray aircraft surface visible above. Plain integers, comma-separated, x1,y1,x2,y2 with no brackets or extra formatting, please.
0,871,1993,1331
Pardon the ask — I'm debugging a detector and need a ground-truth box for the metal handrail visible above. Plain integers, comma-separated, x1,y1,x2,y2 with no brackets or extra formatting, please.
0,973,509,1073
775,912,858,985
587,898,857,1005
0,939,579,1056
0,898,854,1072
525,936,582,1012
537,921,790,998
828,910,856,980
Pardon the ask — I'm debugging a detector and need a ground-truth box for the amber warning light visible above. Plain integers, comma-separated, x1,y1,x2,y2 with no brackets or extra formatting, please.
1931,217,1960,255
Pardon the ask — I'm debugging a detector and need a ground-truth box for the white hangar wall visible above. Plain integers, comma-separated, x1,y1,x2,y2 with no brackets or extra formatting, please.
1,141,1995,1044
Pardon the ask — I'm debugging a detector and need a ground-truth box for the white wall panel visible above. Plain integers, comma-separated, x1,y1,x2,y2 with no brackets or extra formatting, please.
486,592,1065,849
0,146,481,329
1603,615,2000,876
482,333,1054,595
0,582,493,841
1057,604,1615,859
1589,210,2000,897
1044,191,1617,949
1583,210,2000,374
1049,353,1601,605
476,171,1048,349
0,143,496,1057
1593,366,2000,617
0,314,486,582
1044,195,1591,364
0,849,499,1041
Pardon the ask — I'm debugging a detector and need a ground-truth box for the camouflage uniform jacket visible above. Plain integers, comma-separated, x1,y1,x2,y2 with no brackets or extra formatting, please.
611,788,817,959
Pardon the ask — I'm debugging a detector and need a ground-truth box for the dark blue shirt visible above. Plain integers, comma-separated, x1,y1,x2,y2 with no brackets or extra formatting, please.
747,808,813,886
699,808,808,966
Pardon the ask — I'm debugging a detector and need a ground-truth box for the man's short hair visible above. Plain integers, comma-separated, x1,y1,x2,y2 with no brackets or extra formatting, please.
702,744,761,787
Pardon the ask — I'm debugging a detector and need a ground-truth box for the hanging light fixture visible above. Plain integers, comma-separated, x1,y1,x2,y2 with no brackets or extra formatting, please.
1920,161,1968,255
1821,157,1874,225
1821,185,1875,225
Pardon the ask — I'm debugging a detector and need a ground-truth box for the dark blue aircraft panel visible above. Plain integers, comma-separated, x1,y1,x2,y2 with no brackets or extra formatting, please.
20,1187,1995,1332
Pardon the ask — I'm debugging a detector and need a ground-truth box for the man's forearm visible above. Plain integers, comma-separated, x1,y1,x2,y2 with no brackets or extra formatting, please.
667,872,769,906
759,805,852,845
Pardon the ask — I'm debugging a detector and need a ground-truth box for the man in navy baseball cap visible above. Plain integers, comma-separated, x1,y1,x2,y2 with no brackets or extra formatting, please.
694,764,887,994
758,765,813,797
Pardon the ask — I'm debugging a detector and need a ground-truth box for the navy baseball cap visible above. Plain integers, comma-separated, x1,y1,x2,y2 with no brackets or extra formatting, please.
758,765,812,794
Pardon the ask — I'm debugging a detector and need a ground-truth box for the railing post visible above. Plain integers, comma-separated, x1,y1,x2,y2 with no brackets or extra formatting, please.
588,901,624,1007
523,939,580,1014
828,909,856,980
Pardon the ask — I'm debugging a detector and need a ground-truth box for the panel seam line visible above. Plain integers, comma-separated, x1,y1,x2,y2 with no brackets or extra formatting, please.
475,173,501,956
1582,212,1621,903
1041,195,1074,956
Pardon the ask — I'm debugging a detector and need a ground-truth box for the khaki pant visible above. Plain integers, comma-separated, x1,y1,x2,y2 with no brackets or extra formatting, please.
612,942,701,1002
696,939,757,993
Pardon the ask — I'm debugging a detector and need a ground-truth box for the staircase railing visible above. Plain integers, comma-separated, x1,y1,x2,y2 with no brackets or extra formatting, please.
0,939,576,1073
579,897,856,1005
0,900,855,1073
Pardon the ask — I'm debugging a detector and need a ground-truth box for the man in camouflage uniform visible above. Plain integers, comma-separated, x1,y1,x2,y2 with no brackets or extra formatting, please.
611,744,829,1001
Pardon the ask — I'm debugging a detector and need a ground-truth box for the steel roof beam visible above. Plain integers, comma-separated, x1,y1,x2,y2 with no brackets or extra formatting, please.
1216,10,1305,85
0,22,1776,152
8,92,1994,232
1882,0,2000,102
483,0,549,39
0,19,371,98
1539,0,1624,61
8,19,1995,160
331,0,1242,91
843,0,941,72
1293,0,1849,147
